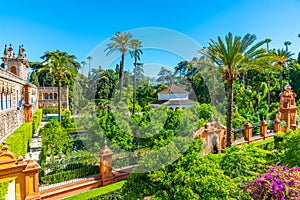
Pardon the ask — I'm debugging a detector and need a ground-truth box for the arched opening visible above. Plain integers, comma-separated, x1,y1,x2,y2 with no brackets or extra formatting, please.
10,66,17,75
44,93,49,100
54,93,58,100
50,93,53,100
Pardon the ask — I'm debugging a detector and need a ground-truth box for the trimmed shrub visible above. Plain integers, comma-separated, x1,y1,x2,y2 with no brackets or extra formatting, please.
42,108,66,115
274,133,285,150
2,122,33,157
32,109,43,135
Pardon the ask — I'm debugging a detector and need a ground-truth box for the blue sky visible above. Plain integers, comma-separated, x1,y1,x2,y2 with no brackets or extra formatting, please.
1,0,300,77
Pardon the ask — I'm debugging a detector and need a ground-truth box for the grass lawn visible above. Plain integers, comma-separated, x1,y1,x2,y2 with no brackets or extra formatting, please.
63,181,126,200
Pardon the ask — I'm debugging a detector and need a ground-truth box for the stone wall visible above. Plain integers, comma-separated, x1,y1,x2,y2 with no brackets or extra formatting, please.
38,87,69,109
0,67,27,141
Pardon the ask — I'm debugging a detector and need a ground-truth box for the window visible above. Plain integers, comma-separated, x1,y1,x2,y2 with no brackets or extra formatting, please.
10,66,18,75
54,93,58,100
44,93,49,100
50,93,53,100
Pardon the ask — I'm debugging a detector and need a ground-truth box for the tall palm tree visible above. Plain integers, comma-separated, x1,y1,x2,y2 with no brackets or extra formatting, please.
284,41,292,83
87,56,93,78
273,49,294,91
40,56,76,123
105,32,134,102
130,39,143,114
81,61,87,75
207,32,268,147
265,38,272,109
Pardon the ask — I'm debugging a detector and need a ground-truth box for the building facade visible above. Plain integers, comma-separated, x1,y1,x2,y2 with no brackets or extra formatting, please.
0,44,38,141
0,44,69,142
150,84,198,109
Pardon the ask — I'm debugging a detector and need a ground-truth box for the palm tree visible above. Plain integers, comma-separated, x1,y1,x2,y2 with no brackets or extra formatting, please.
265,38,272,109
284,41,292,83
298,34,300,64
87,56,93,78
81,61,87,75
39,56,76,123
105,32,134,102
207,32,268,147
273,49,294,91
130,39,143,114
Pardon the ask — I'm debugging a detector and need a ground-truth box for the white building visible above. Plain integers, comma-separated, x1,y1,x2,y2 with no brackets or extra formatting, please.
150,84,198,109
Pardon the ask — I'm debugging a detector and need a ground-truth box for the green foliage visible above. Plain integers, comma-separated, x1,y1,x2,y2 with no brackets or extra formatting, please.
220,145,271,186
42,108,67,115
40,164,98,185
32,109,43,135
253,138,274,150
122,139,239,199
39,120,72,157
279,129,300,167
274,132,285,150
2,122,32,157
0,181,10,200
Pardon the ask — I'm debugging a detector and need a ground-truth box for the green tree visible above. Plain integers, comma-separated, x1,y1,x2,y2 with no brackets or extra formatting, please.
87,56,92,78
105,32,135,102
39,56,76,123
130,39,143,114
207,32,268,147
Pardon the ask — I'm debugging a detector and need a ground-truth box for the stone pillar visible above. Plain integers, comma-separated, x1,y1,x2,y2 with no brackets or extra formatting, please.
260,120,268,138
24,84,31,105
244,122,253,143
99,139,114,186
274,118,281,133
23,157,41,200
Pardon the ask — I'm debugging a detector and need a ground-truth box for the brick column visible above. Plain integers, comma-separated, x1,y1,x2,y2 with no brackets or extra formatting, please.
244,122,253,143
99,138,114,186
260,120,268,138
274,118,281,133
24,84,33,122
23,157,41,200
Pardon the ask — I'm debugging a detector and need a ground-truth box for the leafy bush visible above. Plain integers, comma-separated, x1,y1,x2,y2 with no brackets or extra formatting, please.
32,109,43,135
40,164,99,185
2,122,32,157
274,132,285,150
243,165,300,199
220,145,271,186
280,130,300,167
42,108,66,115
0,181,10,200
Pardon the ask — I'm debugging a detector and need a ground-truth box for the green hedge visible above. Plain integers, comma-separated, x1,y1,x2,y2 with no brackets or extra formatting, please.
42,108,66,115
253,138,274,150
2,122,33,157
40,165,99,185
0,181,11,200
274,133,285,150
32,109,43,135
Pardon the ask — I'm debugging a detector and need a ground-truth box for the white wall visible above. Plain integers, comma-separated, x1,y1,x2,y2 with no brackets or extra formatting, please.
158,93,188,100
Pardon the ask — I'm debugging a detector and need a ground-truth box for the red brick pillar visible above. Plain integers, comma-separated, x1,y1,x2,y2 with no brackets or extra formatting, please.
274,118,281,133
244,122,253,143
260,120,268,138
24,84,33,122
99,138,114,186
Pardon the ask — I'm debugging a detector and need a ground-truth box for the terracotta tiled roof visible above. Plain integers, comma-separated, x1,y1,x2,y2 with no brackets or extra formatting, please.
158,84,188,94
149,100,168,104
163,99,198,105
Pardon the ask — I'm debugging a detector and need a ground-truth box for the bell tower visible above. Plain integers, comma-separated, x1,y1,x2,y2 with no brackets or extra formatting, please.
1,44,29,82
279,84,298,131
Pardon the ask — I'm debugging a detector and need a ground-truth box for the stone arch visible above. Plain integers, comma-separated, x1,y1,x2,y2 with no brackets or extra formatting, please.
44,93,49,100
10,66,18,75
54,93,58,100
49,93,53,100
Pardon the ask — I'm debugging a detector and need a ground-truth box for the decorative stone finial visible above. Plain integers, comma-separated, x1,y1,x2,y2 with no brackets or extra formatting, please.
1,141,8,152
104,136,107,146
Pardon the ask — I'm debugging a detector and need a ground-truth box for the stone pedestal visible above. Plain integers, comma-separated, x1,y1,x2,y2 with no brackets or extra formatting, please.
99,141,114,186
244,122,253,143
274,118,281,133
260,120,268,138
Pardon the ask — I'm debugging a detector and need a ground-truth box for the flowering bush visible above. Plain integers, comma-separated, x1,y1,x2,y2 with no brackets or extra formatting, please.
243,165,300,199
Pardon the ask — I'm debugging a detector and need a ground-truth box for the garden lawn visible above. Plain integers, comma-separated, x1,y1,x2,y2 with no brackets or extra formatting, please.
63,181,126,200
